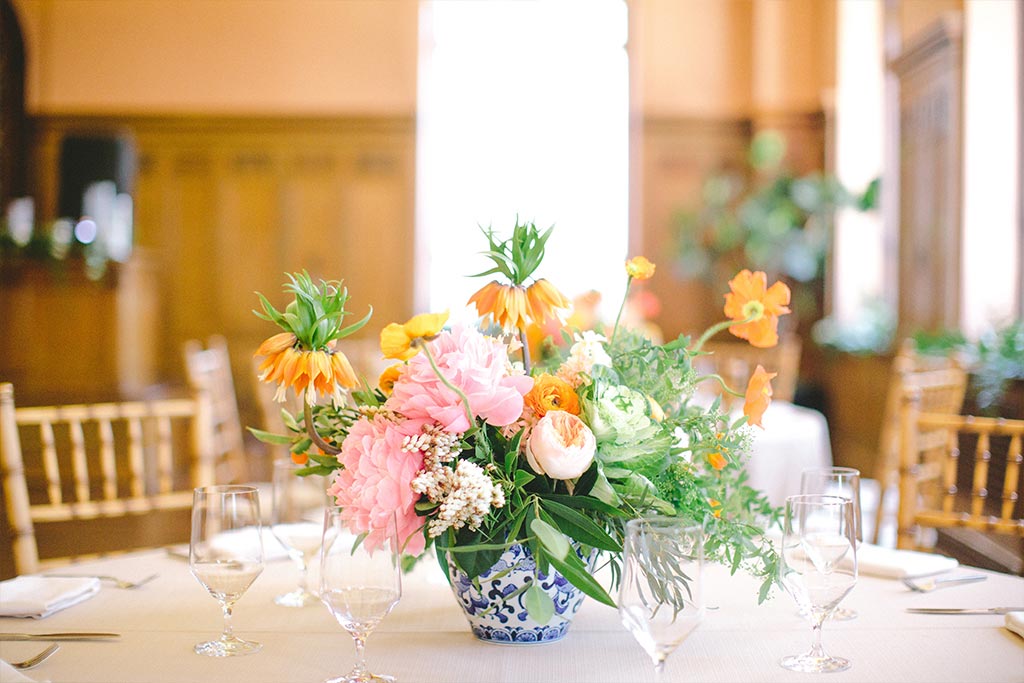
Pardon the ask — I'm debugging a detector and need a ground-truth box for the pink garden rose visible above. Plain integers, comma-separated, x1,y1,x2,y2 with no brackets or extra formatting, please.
328,413,426,555
386,324,533,433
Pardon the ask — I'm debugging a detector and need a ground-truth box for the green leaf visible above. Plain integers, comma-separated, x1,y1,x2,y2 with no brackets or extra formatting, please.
290,437,312,454
337,305,373,338
246,427,293,445
514,470,536,488
524,583,555,624
530,518,570,561
539,493,627,518
540,499,621,552
293,464,336,477
546,551,617,608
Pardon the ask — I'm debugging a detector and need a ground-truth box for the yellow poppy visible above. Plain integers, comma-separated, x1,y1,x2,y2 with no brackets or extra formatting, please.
723,270,791,348
625,256,656,280
380,310,449,361
707,451,728,471
378,364,403,395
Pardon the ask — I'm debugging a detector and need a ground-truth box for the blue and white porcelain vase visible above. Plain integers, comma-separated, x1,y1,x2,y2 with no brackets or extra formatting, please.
446,543,594,644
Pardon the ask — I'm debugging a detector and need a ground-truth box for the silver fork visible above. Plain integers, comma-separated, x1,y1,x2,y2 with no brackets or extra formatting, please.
44,573,158,589
9,643,60,670
901,574,987,592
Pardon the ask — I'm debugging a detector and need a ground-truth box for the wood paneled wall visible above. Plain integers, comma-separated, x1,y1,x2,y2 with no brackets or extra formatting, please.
24,115,415,430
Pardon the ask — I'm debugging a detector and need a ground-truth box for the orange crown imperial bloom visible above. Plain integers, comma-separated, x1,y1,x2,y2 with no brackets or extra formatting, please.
380,310,449,361
743,364,777,429
255,339,358,404
469,279,569,332
625,256,656,280
723,269,791,348
524,373,581,418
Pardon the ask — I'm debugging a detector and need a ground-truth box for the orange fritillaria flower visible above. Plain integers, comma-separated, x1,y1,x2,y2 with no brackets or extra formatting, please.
524,373,581,418
723,270,791,348
743,364,777,429
255,334,358,404
625,256,656,280
469,279,569,332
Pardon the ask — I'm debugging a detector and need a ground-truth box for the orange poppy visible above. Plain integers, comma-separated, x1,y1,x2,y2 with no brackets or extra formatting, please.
743,364,777,429
708,498,723,518
723,270,791,348
524,373,581,418
707,451,728,471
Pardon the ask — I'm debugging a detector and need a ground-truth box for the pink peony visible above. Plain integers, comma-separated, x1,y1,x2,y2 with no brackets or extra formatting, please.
328,413,427,555
386,325,533,433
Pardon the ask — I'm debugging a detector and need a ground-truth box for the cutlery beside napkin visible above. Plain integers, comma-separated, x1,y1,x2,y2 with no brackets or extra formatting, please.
0,576,100,619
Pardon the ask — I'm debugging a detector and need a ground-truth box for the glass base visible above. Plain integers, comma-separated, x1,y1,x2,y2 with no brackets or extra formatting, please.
194,636,262,657
324,672,395,683
830,607,858,621
275,587,320,607
780,653,851,673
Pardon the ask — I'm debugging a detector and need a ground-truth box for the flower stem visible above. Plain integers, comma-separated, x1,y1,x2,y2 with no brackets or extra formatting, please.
417,340,475,430
304,401,341,455
691,314,758,353
610,275,633,345
519,327,532,375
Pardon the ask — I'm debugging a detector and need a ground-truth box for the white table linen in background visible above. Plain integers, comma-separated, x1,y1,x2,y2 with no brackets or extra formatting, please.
0,577,101,619
744,401,833,507
0,546,1021,683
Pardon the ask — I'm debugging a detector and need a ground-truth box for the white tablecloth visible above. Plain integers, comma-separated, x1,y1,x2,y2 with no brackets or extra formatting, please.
745,401,834,507
1,547,1021,682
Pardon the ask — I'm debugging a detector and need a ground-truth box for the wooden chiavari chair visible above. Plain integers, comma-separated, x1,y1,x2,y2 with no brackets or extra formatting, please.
1,382,216,575
895,385,1024,556
694,335,802,410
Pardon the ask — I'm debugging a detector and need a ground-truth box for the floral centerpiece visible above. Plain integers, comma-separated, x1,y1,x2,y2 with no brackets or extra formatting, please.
251,221,789,642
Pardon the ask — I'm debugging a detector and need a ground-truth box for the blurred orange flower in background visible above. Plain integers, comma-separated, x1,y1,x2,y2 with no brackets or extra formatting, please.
723,269,791,348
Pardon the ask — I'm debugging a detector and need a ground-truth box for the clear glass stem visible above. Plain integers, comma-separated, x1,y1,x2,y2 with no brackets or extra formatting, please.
808,614,826,659
221,602,235,641
350,632,369,678
297,561,309,594
653,654,666,680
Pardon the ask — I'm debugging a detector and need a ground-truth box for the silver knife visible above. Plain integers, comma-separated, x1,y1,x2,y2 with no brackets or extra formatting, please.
0,632,120,641
906,607,1024,615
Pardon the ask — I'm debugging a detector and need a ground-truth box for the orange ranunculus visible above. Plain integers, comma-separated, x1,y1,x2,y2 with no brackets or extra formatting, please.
380,310,449,361
378,364,403,395
707,451,728,471
469,279,569,332
744,364,777,429
625,256,656,280
723,270,792,348
524,373,580,418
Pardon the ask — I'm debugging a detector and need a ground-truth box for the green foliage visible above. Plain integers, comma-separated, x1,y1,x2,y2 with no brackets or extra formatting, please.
254,271,372,351
471,219,554,285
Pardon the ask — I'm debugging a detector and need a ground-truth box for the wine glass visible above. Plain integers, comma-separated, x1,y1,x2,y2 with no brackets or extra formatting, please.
619,517,705,678
779,494,858,673
189,485,265,657
800,466,862,620
271,458,328,607
320,506,401,683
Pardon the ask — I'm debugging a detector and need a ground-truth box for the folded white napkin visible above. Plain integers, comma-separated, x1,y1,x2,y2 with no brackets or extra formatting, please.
853,542,958,579
1005,612,1024,639
0,659,39,683
0,576,101,618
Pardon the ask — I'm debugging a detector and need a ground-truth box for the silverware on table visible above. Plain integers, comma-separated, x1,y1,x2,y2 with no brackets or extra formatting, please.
42,573,158,589
901,574,988,592
0,632,121,641
8,643,60,670
906,607,1024,615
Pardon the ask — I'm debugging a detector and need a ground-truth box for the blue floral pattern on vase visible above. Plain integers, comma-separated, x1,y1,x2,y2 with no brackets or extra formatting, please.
446,543,595,644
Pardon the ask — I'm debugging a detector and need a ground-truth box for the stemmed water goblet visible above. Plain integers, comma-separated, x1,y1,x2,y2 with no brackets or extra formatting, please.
271,458,328,607
779,494,858,673
800,467,862,620
320,506,402,683
189,485,265,657
619,517,705,679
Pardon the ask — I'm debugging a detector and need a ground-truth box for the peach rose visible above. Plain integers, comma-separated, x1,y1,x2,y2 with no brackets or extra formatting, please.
526,411,596,480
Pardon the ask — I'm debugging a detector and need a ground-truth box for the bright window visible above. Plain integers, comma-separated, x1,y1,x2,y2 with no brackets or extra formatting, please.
416,0,629,322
